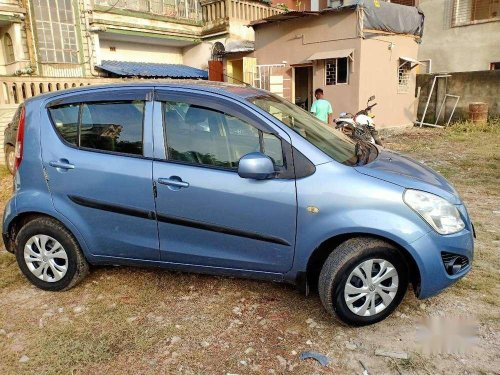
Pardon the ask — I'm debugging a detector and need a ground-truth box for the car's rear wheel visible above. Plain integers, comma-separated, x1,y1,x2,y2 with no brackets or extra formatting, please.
15,217,89,291
4,144,15,175
318,237,408,326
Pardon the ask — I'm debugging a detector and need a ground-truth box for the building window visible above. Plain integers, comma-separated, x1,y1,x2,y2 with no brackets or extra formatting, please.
33,0,79,63
398,61,411,93
3,33,15,63
491,62,500,70
452,0,500,26
212,42,225,61
326,57,349,85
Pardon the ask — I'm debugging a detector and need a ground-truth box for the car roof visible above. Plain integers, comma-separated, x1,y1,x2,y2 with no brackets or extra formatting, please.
27,81,268,104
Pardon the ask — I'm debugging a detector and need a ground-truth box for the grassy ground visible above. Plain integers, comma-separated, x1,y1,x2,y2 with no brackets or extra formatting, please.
0,124,499,374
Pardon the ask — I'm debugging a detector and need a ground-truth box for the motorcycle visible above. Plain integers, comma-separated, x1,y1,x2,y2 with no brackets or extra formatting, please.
334,95,383,146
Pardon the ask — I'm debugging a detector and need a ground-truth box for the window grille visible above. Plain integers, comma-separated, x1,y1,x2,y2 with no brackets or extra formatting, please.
33,0,79,64
398,61,411,93
490,62,500,70
325,58,349,85
452,0,499,26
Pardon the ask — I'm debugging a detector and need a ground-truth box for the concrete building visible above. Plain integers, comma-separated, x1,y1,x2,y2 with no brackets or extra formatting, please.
0,0,282,165
250,5,423,128
0,0,30,76
0,0,283,80
417,0,500,73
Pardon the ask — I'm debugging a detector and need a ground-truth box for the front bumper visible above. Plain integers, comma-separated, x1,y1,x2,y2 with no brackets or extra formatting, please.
409,226,474,299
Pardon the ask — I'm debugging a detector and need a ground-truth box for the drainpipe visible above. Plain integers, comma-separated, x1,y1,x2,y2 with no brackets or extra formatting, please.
80,0,99,76
21,0,39,74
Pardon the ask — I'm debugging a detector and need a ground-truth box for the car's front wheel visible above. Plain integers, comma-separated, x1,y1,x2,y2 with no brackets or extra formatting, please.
319,237,408,326
4,144,15,175
15,217,89,291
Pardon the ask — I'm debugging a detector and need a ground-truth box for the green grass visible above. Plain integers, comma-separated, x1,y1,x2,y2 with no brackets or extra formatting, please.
0,165,9,178
446,118,500,136
0,251,22,288
26,301,176,374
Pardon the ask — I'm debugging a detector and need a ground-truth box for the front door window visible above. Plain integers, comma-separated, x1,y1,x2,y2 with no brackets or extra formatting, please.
163,101,283,169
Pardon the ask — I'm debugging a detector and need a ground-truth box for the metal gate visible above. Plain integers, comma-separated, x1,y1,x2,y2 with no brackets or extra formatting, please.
254,64,289,98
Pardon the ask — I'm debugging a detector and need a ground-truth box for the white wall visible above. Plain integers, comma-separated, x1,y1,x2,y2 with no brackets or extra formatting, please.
0,23,29,76
99,39,183,64
183,37,228,70
418,0,500,72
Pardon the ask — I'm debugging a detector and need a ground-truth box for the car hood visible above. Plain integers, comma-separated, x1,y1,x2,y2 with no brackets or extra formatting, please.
355,149,461,204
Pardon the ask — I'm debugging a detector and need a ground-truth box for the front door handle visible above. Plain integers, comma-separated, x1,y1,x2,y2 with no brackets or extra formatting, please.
49,160,75,170
158,177,189,189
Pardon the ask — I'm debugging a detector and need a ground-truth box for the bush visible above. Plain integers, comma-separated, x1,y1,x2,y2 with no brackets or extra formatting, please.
447,118,500,135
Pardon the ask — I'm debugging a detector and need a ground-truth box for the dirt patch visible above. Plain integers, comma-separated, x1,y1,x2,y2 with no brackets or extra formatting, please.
0,125,499,374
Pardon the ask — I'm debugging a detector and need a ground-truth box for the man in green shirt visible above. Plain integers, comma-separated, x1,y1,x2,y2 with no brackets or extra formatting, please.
310,88,333,125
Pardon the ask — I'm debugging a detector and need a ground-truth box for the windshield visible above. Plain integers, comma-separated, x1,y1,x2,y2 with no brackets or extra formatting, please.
248,93,359,166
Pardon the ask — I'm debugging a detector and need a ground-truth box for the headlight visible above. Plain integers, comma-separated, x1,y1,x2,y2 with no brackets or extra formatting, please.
403,189,465,235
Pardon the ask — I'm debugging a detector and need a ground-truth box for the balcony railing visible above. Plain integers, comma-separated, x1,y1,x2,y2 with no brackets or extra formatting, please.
94,0,202,22
230,0,283,21
202,0,283,23
0,77,128,105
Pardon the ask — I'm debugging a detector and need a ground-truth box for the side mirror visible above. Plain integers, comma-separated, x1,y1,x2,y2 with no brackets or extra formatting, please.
369,95,376,102
238,152,276,180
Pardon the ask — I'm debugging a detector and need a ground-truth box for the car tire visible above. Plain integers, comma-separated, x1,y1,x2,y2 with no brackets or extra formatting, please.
4,144,15,175
15,217,89,291
318,237,408,326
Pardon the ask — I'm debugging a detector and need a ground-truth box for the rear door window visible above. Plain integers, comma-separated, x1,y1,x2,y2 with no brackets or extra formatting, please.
80,102,144,155
48,101,145,156
48,104,80,145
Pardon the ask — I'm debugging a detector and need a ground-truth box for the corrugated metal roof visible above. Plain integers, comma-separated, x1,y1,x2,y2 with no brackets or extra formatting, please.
96,60,208,79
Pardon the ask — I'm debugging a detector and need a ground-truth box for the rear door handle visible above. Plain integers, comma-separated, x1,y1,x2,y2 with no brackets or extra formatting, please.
158,177,189,189
49,160,75,170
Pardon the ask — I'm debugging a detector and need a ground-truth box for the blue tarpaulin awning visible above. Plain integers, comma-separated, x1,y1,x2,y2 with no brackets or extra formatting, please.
96,60,208,79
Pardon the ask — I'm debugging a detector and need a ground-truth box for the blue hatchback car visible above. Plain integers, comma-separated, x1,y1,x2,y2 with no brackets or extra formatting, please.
2,82,474,326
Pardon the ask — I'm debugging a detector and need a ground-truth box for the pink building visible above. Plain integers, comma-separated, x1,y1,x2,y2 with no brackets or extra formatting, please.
250,3,424,129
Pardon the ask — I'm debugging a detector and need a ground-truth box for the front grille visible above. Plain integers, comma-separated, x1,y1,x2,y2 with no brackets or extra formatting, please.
441,252,470,275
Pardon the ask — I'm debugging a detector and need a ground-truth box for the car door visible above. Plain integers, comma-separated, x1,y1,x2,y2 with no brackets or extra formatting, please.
152,89,297,274
41,87,159,261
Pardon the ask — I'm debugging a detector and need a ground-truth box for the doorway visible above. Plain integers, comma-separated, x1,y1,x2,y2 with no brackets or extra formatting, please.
227,59,243,84
294,66,313,111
